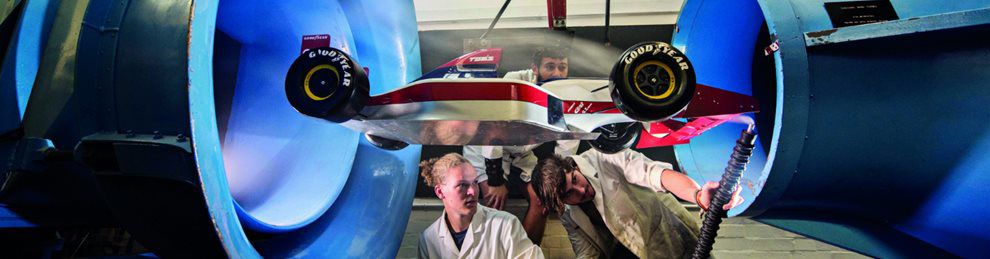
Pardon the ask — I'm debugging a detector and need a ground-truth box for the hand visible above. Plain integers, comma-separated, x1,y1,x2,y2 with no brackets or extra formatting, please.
480,181,509,210
698,181,745,211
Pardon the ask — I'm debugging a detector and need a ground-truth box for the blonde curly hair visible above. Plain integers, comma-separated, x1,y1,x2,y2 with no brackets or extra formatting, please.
419,153,469,187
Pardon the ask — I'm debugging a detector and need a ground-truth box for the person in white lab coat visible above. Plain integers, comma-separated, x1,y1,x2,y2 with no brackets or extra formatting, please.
418,153,544,259
464,47,579,245
530,148,744,258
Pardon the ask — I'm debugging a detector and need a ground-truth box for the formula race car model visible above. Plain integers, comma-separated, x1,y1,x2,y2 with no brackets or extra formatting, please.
284,42,758,153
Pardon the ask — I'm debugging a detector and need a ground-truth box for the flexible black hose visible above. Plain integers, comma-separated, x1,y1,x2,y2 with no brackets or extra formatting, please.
691,125,757,259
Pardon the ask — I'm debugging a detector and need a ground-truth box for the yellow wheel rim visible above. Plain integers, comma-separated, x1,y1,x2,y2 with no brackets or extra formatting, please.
303,64,339,101
632,60,677,100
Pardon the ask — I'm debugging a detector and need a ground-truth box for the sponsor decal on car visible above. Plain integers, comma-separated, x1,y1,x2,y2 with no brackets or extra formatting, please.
308,48,353,87
622,43,690,71
468,56,495,62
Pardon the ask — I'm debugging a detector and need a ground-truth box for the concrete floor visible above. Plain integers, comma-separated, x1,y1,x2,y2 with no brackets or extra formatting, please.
397,199,869,259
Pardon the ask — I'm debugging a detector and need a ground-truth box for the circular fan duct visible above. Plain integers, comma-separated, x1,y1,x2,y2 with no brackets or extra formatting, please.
7,0,422,257
673,0,990,257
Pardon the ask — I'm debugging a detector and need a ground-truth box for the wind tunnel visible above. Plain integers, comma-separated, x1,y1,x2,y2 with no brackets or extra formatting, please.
1,0,421,257
673,0,990,257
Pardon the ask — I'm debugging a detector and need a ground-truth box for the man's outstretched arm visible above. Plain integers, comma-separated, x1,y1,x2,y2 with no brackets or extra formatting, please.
659,169,702,204
661,169,744,211
590,148,743,210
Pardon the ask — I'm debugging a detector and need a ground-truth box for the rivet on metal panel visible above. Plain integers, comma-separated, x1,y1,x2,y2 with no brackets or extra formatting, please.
153,131,163,139
176,134,186,143
125,130,135,138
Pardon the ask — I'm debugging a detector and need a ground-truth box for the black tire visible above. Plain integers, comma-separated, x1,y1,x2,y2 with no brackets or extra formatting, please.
609,42,696,121
365,133,409,151
285,47,370,123
589,122,642,154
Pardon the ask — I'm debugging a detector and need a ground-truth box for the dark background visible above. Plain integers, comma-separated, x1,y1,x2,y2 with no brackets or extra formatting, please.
415,25,681,197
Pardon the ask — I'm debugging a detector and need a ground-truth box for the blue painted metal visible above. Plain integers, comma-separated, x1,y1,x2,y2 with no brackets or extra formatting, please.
804,7,990,47
183,0,423,255
2,0,421,257
1,0,124,231
670,0,770,218
766,0,990,34
215,0,361,234
253,138,421,258
206,0,422,253
0,137,54,228
0,207,34,227
188,0,258,255
674,0,990,257
0,0,58,133
340,0,424,95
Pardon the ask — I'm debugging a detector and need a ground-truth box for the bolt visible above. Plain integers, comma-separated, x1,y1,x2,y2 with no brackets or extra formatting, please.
153,131,162,139
125,130,135,138
176,134,186,142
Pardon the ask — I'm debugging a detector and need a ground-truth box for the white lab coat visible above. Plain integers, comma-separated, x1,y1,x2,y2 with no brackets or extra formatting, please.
464,138,580,183
465,69,579,183
418,205,545,259
560,149,701,258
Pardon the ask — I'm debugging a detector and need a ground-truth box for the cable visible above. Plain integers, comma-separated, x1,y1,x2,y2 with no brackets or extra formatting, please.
604,0,611,46
481,0,513,40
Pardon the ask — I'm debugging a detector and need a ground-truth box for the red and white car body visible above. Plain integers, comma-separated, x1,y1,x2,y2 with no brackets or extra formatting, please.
285,45,758,150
